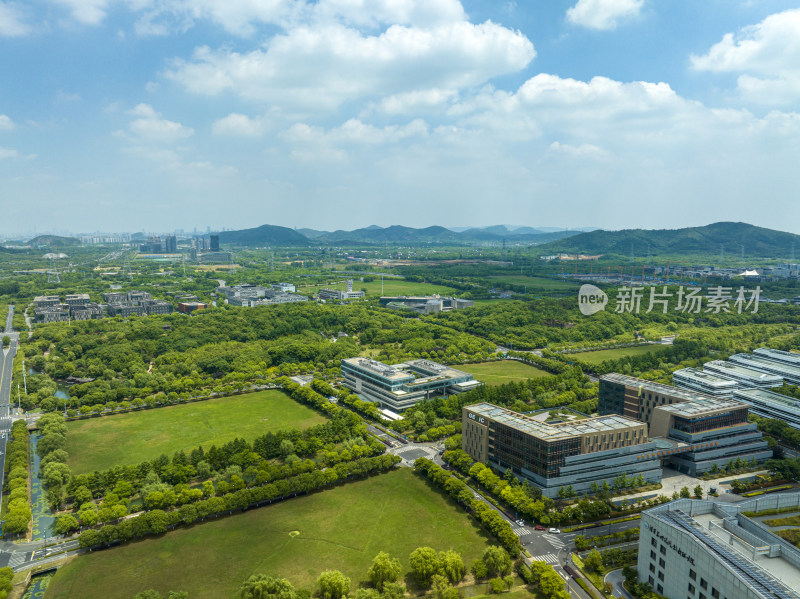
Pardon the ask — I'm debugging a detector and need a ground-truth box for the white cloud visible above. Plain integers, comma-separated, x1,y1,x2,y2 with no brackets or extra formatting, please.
166,21,535,112
0,1,29,36
50,0,110,25
0,114,13,130
0,147,19,159
313,0,465,28
691,9,800,105
566,0,643,30
122,103,194,142
369,88,459,115
212,113,269,137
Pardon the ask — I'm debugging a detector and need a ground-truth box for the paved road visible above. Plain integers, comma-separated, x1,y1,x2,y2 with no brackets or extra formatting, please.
0,307,19,517
605,568,634,599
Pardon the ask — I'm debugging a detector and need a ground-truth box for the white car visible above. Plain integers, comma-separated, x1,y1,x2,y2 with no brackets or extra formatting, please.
548,528,560,534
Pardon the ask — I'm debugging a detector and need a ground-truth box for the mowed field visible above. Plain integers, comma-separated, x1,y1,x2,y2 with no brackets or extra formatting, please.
459,360,551,385
566,344,668,365
45,468,494,599
65,390,326,474
297,279,457,298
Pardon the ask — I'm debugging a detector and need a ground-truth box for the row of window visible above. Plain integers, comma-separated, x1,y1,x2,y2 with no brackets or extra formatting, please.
648,540,728,599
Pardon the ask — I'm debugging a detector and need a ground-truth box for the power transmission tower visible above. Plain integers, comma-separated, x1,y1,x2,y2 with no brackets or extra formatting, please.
47,257,61,284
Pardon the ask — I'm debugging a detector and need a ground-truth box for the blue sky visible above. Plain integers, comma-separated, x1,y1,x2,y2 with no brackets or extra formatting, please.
1,0,799,235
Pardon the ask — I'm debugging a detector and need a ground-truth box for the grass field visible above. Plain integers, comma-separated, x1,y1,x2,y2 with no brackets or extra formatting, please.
65,390,327,474
565,344,668,365
485,276,581,291
459,361,551,385
45,468,494,599
297,279,457,298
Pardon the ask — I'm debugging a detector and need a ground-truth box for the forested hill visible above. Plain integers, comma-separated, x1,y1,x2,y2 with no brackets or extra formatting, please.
217,224,310,246
28,235,81,247
536,222,800,258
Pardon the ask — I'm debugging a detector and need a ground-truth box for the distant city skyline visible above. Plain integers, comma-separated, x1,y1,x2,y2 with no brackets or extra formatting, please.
1,1,799,233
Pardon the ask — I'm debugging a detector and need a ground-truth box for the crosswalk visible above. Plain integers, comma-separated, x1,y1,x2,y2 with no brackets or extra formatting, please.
8,552,26,569
543,535,566,549
512,526,529,536
530,553,559,565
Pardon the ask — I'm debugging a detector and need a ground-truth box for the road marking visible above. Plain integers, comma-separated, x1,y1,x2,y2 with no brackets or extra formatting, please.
530,553,559,565
512,526,529,535
9,552,25,568
544,535,565,549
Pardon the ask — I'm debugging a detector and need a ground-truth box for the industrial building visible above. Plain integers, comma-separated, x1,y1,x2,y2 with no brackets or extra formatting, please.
728,353,800,386
319,280,365,300
733,388,800,430
599,374,771,476
341,357,480,412
639,495,800,599
672,368,738,398
462,403,662,498
379,296,475,314
702,360,784,390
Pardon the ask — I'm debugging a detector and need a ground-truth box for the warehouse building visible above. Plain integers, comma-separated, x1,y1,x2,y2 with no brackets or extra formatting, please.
342,357,480,412
639,495,800,599
673,367,738,398
462,402,663,498
599,374,771,476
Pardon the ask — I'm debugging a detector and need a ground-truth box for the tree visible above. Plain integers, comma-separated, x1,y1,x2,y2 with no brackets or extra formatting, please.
238,574,298,599
584,549,604,575
679,486,691,498
439,549,464,584
482,546,512,578
409,547,441,587
431,575,458,599
693,485,704,499
317,571,350,599
367,552,401,590
55,514,80,536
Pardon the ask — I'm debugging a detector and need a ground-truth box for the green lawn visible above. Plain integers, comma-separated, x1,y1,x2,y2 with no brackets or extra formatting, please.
566,344,668,365
459,361,551,385
45,468,494,599
485,276,581,291
297,279,457,298
65,390,327,474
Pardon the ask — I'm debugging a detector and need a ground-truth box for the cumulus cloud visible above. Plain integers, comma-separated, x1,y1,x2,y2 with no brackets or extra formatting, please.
166,21,535,112
50,0,110,25
0,114,13,130
0,1,29,36
0,147,19,159
566,0,643,30
691,9,800,105
121,103,194,142
212,113,269,137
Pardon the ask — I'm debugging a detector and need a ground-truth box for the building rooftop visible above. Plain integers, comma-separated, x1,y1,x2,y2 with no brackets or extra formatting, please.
601,373,719,402
730,354,800,379
704,360,784,383
673,367,738,389
734,388,800,409
655,395,749,418
754,348,800,367
467,402,643,441
342,357,415,383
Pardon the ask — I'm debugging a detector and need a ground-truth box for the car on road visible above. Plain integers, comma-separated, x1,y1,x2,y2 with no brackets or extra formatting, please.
548,528,560,534
516,520,525,526
534,525,546,531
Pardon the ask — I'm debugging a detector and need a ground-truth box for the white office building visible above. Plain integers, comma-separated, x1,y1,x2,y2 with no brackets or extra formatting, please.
673,368,738,398
733,388,800,431
640,495,800,599
702,360,783,390
728,353,800,386
753,348,800,368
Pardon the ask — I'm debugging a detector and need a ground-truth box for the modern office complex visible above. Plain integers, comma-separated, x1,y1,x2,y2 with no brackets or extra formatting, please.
733,388,800,430
462,402,662,498
219,284,308,307
33,294,106,323
379,296,475,314
342,357,480,411
702,360,784,389
599,374,771,476
319,280,365,301
728,353,800,386
753,348,800,368
673,367,738,398
639,495,800,599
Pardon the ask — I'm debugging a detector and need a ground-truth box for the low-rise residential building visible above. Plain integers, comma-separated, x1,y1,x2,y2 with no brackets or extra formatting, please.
63,293,90,307
341,357,480,412
33,295,61,308
462,402,662,498
639,495,800,599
